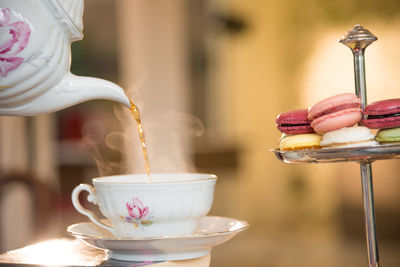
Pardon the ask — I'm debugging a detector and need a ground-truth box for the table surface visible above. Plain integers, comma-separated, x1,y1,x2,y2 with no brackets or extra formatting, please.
0,239,210,267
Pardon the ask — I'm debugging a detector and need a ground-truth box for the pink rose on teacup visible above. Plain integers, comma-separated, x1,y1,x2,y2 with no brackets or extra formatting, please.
126,197,149,220
0,7,31,77
123,197,153,228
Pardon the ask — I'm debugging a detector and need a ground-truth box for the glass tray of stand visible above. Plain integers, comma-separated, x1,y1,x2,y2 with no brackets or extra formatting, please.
272,143,400,164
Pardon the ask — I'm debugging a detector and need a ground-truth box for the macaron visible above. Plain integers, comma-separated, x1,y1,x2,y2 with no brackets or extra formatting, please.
308,93,362,134
279,133,322,151
375,127,400,143
320,126,378,148
363,99,400,129
276,109,315,134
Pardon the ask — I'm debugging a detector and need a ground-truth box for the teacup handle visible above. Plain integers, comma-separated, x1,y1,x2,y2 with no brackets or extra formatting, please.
71,184,116,235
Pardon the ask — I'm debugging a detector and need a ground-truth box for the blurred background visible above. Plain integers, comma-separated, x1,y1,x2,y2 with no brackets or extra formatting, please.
2,0,400,266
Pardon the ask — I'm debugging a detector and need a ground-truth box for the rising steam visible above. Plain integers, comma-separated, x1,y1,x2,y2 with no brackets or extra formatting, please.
80,103,205,177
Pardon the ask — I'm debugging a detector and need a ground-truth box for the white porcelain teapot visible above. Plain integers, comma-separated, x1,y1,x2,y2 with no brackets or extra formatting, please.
0,0,130,116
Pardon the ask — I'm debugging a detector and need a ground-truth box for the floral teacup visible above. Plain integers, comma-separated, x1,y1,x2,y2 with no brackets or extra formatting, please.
71,173,217,238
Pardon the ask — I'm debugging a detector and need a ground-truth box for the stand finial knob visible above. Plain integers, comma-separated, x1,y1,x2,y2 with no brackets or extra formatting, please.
339,25,377,51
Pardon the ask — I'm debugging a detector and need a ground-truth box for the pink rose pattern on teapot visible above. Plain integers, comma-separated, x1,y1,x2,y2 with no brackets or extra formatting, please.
121,197,154,229
0,8,31,77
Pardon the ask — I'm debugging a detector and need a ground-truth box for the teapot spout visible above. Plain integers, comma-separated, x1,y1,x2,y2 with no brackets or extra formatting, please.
0,73,130,116
58,73,131,108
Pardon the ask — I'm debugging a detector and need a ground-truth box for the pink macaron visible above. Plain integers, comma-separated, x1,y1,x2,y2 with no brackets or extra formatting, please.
308,93,362,134
363,99,400,129
276,109,315,134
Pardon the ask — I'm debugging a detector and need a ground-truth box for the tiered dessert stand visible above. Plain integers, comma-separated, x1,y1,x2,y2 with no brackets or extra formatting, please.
273,25,400,267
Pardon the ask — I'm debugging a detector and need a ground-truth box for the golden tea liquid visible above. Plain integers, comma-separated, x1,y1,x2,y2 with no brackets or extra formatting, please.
129,100,152,182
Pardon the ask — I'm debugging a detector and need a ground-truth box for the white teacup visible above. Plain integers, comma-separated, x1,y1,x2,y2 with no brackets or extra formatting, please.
71,173,217,238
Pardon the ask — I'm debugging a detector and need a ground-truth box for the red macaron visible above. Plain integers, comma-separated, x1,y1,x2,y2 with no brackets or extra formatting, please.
308,93,362,134
363,99,400,129
276,109,315,134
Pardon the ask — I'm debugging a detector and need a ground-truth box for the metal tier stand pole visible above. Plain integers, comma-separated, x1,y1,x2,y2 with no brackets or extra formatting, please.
340,25,379,267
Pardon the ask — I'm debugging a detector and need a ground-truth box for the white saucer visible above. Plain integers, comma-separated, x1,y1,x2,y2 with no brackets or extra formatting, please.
67,216,248,262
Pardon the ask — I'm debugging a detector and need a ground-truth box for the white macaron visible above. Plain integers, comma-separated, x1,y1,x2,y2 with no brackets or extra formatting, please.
320,126,378,148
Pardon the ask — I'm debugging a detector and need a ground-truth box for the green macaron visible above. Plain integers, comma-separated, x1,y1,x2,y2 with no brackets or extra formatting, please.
375,127,400,143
